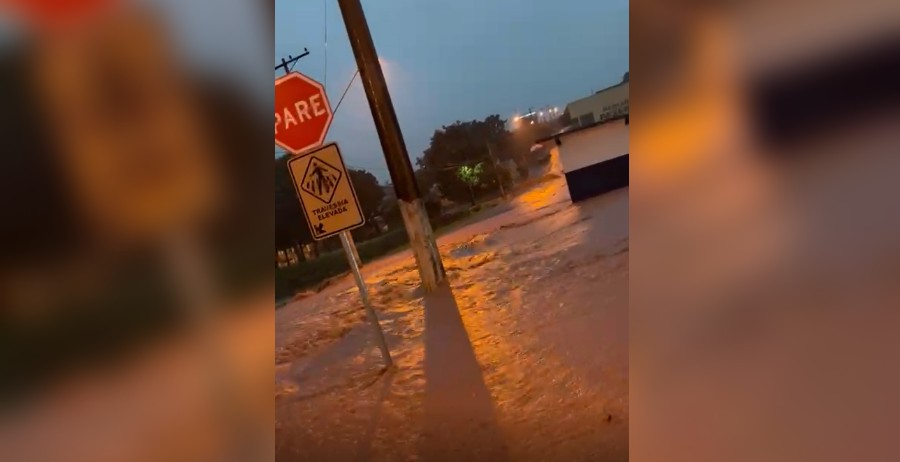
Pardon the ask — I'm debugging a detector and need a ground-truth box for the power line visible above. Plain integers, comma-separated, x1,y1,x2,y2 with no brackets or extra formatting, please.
347,163,389,171
275,49,310,75
333,69,359,115
323,0,328,89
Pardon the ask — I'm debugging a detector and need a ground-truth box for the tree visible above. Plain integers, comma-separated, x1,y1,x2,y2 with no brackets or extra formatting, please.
416,115,512,204
275,154,312,253
457,162,484,205
346,168,384,220
344,169,385,241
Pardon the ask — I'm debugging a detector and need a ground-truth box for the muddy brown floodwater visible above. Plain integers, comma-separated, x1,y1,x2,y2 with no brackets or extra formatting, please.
276,178,629,462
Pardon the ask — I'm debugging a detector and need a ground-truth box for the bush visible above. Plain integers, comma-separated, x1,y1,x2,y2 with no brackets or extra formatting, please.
356,228,410,262
424,199,442,221
274,207,481,302
517,165,530,180
274,251,349,301
432,209,470,230
275,229,410,301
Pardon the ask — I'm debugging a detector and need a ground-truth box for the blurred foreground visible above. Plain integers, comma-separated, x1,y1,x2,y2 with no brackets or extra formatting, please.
632,1,900,461
1,2,272,461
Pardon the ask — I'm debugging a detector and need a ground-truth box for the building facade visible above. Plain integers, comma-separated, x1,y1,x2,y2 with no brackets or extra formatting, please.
564,79,629,128
538,115,629,202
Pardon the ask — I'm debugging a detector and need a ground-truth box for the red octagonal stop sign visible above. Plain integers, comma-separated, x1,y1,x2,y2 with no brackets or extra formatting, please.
275,72,333,154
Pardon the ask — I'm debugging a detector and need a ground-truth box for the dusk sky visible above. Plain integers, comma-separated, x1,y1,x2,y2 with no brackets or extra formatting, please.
276,0,629,182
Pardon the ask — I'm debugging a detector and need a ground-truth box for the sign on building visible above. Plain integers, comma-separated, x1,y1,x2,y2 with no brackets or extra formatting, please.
288,143,365,240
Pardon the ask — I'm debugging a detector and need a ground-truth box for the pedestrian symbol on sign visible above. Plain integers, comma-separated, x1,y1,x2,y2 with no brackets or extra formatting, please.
301,156,342,204
287,143,364,241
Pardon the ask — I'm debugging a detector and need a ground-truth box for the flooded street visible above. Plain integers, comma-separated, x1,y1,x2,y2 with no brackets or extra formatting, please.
276,176,629,461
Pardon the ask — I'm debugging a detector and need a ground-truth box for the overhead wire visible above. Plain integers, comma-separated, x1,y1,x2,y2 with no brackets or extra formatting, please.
333,69,359,115
323,0,328,90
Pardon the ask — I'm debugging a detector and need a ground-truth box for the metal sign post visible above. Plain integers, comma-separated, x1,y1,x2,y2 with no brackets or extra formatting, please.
347,232,364,269
339,230,393,367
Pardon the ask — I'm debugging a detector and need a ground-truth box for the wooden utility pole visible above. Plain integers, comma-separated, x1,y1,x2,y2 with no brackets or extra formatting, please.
486,143,507,199
337,0,445,291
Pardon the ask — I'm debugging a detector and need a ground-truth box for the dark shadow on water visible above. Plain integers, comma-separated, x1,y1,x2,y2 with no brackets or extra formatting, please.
282,323,388,404
354,368,396,462
420,282,509,462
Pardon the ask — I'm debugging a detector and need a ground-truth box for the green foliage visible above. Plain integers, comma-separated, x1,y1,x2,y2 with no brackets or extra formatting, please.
275,228,409,300
416,115,510,203
457,162,484,187
275,246,348,300
275,154,312,250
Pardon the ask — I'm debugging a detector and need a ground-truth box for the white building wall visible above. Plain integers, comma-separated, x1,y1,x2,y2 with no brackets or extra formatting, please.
558,118,629,173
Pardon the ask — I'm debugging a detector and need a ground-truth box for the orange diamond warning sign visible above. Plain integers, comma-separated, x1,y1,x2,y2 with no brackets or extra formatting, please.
288,143,365,240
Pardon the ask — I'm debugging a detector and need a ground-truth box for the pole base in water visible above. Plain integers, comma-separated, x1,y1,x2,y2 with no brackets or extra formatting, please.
398,198,445,292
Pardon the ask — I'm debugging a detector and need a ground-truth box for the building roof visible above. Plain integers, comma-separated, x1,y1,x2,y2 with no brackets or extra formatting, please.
564,81,629,113
594,80,628,95
535,113,629,145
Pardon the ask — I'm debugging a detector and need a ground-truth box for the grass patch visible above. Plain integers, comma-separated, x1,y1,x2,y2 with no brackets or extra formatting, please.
275,209,473,301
